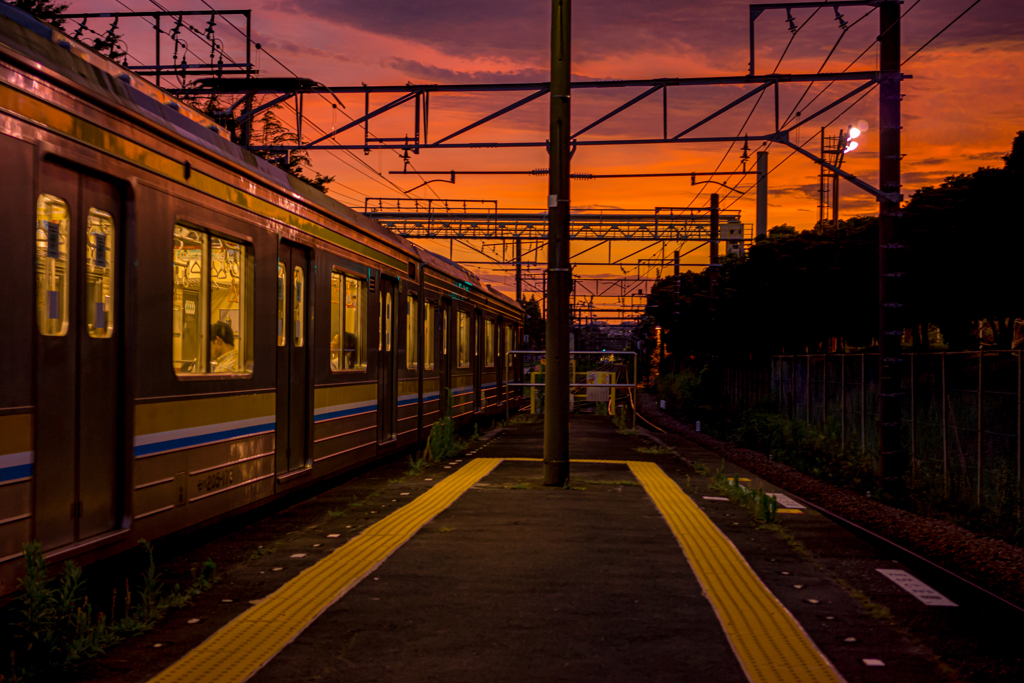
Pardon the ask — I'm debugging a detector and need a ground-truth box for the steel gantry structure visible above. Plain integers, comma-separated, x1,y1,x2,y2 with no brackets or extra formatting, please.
92,1,909,484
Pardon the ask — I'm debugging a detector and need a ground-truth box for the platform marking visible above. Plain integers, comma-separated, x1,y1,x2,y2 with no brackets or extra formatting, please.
766,492,806,509
146,458,503,683
502,457,629,464
628,461,846,683
876,569,957,606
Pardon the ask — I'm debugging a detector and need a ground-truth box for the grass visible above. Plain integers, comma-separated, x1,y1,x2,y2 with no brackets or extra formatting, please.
578,479,641,487
3,540,216,682
504,482,533,490
710,464,779,524
635,444,675,456
247,546,276,560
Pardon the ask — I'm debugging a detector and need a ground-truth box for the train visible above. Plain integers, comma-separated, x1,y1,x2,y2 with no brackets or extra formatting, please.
0,5,523,597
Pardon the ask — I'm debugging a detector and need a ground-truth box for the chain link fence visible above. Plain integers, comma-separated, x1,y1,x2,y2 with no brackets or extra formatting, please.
725,352,1023,510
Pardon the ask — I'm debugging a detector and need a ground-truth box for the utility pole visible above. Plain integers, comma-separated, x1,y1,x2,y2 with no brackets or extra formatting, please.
756,151,768,238
544,0,571,487
878,0,904,493
708,194,720,359
516,237,523,302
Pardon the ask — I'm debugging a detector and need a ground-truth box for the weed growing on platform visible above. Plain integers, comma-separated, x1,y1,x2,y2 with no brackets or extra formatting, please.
635,444,675,456
612,406,636,434
711,469,779,524
425,391,468,462
406,454,426,476
3,540,216,681
508,413,538,426
578,480,641,487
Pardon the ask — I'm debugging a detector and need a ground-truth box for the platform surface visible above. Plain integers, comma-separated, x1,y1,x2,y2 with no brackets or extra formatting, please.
132,415,951,683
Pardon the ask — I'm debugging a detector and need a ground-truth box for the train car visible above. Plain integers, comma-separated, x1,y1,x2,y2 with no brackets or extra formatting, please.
0,5,522,597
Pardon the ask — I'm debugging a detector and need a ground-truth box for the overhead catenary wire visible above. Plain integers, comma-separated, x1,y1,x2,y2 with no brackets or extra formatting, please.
722,0,984,214
196,0,439,201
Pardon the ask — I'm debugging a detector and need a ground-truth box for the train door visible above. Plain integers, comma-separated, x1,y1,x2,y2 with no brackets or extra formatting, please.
34,163,125,549
496,316,504,404
378,278,397,442
275,241,310,475
439,298,452,416
473,310,483,411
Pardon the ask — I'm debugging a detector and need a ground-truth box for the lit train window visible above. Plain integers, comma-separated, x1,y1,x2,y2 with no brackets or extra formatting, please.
406,294,418,370
484,319,495,367
344,276,366,369
457,310,470,368
379,291,383,352
173,225,252,376
423,303,435,371
277,262,286,346
385,291,393,352
293,266,305,347
330,271,367,371
85,209,115,338
35,195,70,336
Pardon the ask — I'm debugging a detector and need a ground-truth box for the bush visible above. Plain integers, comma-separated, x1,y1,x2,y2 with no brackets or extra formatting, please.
730,411,875,492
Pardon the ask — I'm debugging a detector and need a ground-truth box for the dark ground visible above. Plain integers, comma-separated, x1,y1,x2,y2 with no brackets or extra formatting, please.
49,413,1021,682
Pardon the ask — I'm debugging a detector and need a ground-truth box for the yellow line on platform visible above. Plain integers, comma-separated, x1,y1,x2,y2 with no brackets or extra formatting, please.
147,458,503,683
502,457,629,464
628,461,845,683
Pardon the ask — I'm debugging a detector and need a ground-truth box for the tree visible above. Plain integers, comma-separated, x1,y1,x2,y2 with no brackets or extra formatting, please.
250,108,335,194
522,296,545,350
10,1,69,29
639,130,1024,365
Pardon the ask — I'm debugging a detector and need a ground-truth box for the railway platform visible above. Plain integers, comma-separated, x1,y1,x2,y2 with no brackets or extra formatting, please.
76,414,1022,683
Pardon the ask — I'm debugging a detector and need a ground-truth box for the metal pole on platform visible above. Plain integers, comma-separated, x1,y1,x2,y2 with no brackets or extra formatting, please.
877,0,905,493
544,0,571,487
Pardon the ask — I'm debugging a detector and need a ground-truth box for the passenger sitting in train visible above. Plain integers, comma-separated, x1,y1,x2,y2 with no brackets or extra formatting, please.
211,321,239,373
331,334,340,369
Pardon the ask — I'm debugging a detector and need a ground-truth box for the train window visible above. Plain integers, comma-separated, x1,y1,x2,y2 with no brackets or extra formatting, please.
85,209,115,338
457,310,470,368
293,266,305,347
345,276,366,369
406,294,418,370
330,271,367,371
173,225,252,376
379,291,383,352
385,291,393,352
35,195,70,336
484,319,495,367
423,303,435,371
277,262,286,346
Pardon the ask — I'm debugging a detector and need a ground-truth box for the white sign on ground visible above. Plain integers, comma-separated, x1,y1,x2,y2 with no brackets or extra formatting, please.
876,568,958,606
765,492,806,509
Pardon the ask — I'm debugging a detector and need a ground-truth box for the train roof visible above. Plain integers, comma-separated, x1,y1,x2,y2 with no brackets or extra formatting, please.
0,4,519,313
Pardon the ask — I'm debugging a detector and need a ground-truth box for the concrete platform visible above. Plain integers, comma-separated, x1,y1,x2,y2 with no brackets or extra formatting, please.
125,415,950,683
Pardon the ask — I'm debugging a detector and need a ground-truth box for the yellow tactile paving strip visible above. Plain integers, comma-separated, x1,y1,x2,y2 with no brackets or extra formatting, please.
628,460,845,683
147,458,502,683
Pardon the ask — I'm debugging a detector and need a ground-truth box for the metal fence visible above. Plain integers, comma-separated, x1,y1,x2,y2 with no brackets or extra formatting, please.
725,352,1023,508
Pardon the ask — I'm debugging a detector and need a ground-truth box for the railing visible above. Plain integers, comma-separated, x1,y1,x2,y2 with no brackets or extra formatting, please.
725,352,1023,508
507,350,638,430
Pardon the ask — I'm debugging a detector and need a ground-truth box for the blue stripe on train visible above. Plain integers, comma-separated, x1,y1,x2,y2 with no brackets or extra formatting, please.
134,422,276,458
314,404,377,422
0,463,32,482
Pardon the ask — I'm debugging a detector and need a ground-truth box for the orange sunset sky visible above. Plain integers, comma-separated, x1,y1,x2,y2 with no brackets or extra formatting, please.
67,0,1024,307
